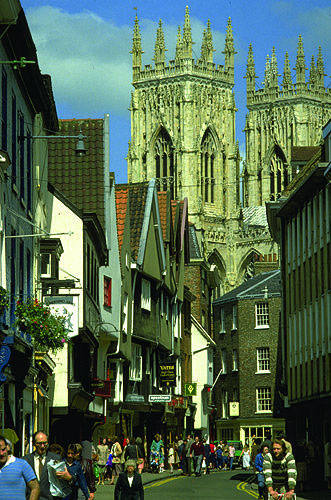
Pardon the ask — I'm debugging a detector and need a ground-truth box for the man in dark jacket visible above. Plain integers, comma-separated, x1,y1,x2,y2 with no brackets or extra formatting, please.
23,430,63,500
189,436,205,477
114,459,144,500
178,439,187,474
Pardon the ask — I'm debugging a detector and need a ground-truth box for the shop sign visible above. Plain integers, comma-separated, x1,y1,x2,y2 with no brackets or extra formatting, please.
148,394,171,403
125,393,145,403
44,295,79,338
184,382,197,396
159,362,176,387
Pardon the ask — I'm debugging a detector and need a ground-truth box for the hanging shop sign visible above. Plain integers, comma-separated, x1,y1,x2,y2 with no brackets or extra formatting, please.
159,362,176,387
184,382,197,396
44,295,79,338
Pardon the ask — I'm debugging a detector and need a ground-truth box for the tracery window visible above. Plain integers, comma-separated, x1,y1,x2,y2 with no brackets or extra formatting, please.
200,130,216,203
154,128,174,198
269,146,288,201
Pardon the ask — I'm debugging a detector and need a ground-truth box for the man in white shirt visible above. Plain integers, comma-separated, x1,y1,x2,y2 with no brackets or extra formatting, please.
23,430,65,500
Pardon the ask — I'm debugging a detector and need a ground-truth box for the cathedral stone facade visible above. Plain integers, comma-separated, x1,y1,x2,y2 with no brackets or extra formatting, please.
127,7,330,292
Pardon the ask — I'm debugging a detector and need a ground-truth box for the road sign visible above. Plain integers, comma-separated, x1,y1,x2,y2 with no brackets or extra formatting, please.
148,394,172,403
184,382,197,396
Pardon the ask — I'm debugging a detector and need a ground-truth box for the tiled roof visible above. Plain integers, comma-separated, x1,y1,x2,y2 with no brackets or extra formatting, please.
116,182,149,261
115,185,128,256
188,224,202,260
242,206,268,228
283,147,322,197
157,192,168,241
48,118,105,229
291,146,320,162
214,270,281,304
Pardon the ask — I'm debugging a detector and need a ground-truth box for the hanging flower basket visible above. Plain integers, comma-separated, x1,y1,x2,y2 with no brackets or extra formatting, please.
14,298,69,353
0,286,10,315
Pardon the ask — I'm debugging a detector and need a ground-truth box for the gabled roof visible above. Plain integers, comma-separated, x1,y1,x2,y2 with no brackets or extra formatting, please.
291,146,320,163
116,181,148,261
214,270,281,304
115,185,129,256
188,224,202,260
48,118,105,229
282,146,322,198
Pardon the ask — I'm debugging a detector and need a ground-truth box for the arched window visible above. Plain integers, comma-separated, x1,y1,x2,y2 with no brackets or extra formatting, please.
201,130,216,203
269,146,288,201
154,129,174,198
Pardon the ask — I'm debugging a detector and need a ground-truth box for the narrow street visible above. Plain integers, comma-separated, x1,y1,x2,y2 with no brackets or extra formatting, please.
94,470,260,500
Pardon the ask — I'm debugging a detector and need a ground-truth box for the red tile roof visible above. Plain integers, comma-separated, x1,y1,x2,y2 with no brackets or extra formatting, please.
157,192,168,241
115,186,128,255
116,182,149,261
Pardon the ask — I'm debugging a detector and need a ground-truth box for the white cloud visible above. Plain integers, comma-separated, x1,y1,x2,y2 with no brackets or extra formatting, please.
26,6,228,118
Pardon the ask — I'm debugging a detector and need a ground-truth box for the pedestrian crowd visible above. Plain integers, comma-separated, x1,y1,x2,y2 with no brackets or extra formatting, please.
0,428,300,500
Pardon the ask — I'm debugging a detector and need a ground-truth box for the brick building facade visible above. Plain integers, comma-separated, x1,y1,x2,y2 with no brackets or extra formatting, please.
212,270,285,444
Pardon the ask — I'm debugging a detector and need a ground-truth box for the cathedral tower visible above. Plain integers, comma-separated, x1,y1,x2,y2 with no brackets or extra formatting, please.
127,8,240,226
243,37,331,206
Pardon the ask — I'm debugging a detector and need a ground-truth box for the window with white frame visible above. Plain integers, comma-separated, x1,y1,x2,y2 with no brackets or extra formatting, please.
221,389,228,418
122,293,128,333
108,360,123,402
160,290,164,317
219,307,225,333
129,344,142,381
256,347,270,372
232,349,238,371
256,387,272,412
232,303,238,330
221,348,227,374
255,302,269,328
141,278,151,311
175,358,181,394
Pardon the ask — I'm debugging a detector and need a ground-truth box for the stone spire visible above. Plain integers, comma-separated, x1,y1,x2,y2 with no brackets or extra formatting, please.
309,55,317,88
282,51,293,90
270,47,280,89
154,19,166,67
201,20,214,64
244,43,257,92
263,54,271,88
131,13,143,80
295,35,307,90
175,26,183,62
223,17,236,83
316,46,325,89
182,5,193,59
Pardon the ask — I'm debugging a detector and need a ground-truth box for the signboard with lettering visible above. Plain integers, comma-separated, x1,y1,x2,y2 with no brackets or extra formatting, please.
159,362,176,387
148,394,171,403
44,295,79,338
184,382,197,396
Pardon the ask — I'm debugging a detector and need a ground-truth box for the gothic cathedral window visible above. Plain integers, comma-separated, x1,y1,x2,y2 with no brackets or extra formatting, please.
269,146,288,201
200,130,216,203
154,128,174,198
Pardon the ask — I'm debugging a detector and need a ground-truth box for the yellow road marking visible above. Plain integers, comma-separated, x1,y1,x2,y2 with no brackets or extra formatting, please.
237,481,259,498
145,475,185,489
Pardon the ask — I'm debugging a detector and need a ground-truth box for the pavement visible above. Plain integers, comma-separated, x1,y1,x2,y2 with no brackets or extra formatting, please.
95,468,331,499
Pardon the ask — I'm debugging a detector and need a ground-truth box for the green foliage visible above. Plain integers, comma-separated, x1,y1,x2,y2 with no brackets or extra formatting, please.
14,298,69,353
0,286,10,313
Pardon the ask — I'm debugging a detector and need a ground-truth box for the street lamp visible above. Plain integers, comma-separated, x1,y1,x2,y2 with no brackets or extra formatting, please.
19,132,87,156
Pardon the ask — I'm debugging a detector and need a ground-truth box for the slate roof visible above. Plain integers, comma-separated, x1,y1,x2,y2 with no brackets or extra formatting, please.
188,224,202,260
282,146,322,197
242,206,268,228
291,146,320,162
48,118,105,229
214,269,281,304
116,182,149,261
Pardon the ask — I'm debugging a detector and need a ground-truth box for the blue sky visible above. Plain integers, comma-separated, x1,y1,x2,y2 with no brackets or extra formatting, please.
21,0,330,184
